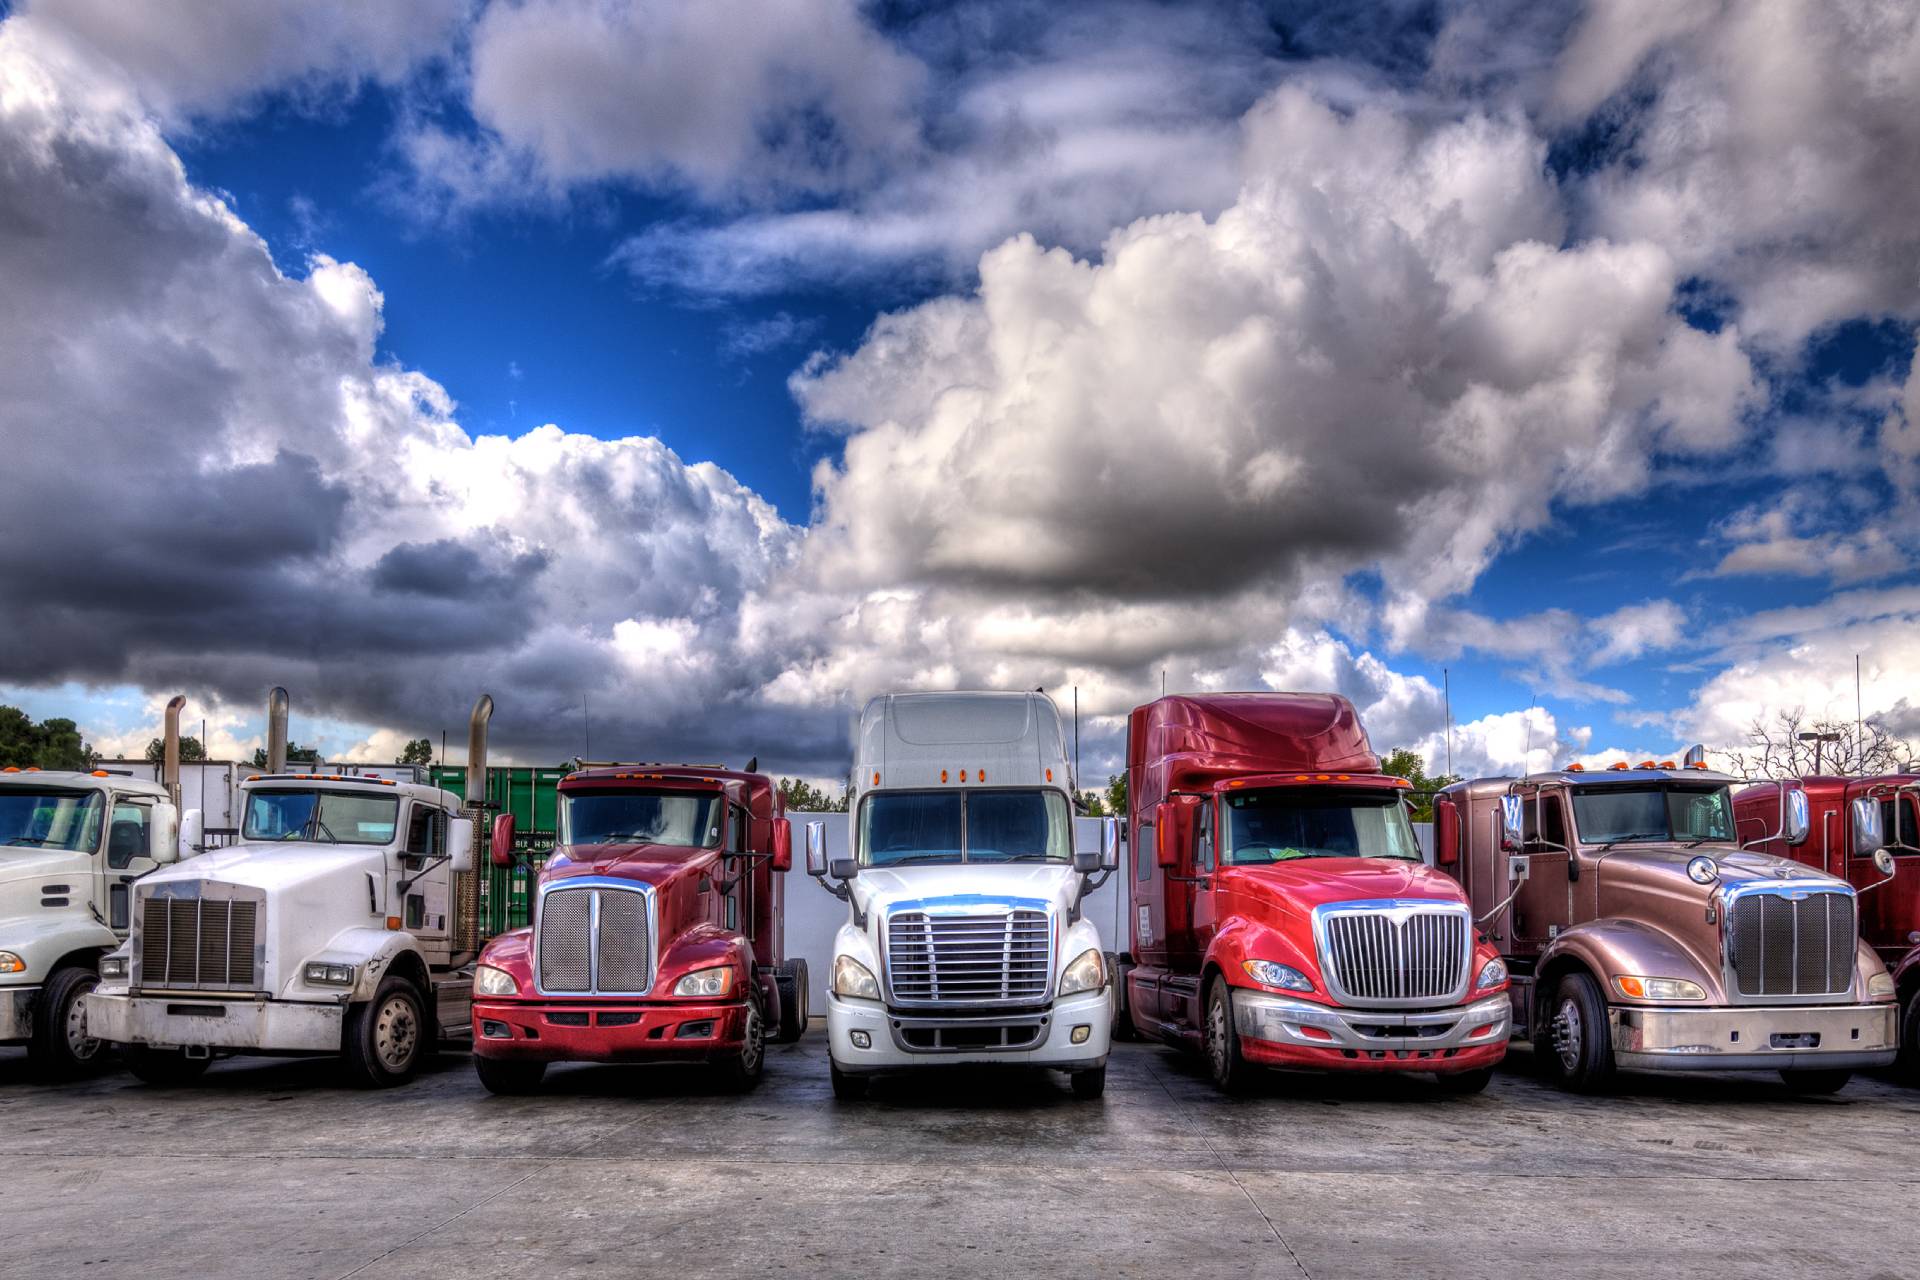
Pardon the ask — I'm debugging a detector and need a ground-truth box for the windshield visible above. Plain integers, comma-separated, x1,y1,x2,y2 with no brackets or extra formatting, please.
243,789,399,845
1570,786,1735,846
1224,789,1421,864
563,790,723,848
859,789,1072,867
0,789,103,853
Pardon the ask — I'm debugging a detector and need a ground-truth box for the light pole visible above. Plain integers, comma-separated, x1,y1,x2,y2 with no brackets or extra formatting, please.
1797,731,1842,775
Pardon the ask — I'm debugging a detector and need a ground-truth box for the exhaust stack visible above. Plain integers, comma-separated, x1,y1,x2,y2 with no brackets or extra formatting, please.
162,695,186,808
266,687,290,774
466,694,494,804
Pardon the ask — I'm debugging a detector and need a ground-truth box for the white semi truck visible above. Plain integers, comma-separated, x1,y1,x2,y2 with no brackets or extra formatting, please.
0,697,194,1078
808,690,1118,1100
86,689,495,1088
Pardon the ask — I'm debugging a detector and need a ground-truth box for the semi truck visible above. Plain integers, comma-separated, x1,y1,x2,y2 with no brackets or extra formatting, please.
1437,759,1898,1093
467,762,806,1094
809,691,1118,1101
1732,771,1920,1079
1123,693,1509,1094
0,696,195,1078
85,689,495,1088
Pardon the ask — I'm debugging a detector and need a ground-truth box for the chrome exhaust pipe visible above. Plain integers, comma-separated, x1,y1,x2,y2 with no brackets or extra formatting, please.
466,694,494,804
266,687,290,774
162,695,186,808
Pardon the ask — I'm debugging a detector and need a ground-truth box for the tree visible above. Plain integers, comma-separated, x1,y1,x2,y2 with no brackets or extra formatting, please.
1380,748,1461,823
1078,790,1106,815
0,705,97,771
397,738,434,766
1724,710,1915,781
146,735,207,764
250,742,320,769
1105,773,1127,817
779,777,849,812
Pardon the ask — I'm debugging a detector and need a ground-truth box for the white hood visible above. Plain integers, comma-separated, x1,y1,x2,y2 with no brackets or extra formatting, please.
850,862,1081,921
144,841,384,895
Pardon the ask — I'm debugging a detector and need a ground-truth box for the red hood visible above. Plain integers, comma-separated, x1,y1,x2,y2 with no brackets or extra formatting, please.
1219,858,1468,913
540,842,717,890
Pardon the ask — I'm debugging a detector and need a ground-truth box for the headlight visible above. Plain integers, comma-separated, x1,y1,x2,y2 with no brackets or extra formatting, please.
1058,949,1106,996
1475,957,1508,990
673,966,735,998
1869,972,1896,998
0,952,23,975
1686,855,1719,885
1612,975,1706,1001
1242,959,1313,992
832,954,881,1000
475,964,518,996
98,955,128,981
302,961,356,987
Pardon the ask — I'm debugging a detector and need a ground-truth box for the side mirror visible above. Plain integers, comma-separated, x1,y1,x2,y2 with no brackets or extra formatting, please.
491,813,517,868
829,855,860,881
1073,845,1100,875
771,818,793,872
1499,795,1524,852
805,820,828,877
1100,816,1120,871
1851,797,1886,858
1785,788,1810,846
449,816,476,874
153,802,183,864
1434,800,1459,867
1873,847,1897,878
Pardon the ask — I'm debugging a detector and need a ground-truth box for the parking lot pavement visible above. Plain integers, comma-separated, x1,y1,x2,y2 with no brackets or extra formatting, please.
3,1031,1916,1280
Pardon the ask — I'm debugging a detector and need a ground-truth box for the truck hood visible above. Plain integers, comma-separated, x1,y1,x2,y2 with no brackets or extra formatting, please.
851,862,1081,920
0,849,93,893
540,843,716,891
143,841,387,894
1597,842,1844,921
1218,857,1469,913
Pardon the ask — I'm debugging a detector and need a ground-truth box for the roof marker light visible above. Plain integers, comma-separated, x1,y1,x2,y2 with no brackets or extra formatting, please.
1,767,16,773
960,770,969,783
1566,763,1585,772
1295,775,1309,782
1336,774,1350,781
1689,761,1709,770
91,770,109,777
1609,762,1630,771
1045,768,1053,782
979,770,987,782
1636,760,1657,769
941,770,949,784
872,771,880,786
1658,761,1677,769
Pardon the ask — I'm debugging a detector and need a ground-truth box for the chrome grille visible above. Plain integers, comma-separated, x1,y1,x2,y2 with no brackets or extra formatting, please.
1318,904,1470,1007
535,883,654,996
885,909,1052,1006
137,894,260,990
1729,889,1855,999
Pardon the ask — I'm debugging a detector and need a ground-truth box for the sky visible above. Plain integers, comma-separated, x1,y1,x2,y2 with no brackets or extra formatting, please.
1,0,1917,787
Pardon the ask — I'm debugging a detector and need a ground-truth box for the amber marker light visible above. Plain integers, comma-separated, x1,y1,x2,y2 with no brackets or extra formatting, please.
385,916,402,931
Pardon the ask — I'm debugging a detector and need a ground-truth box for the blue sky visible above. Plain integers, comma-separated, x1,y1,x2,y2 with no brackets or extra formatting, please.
2,0,1918,780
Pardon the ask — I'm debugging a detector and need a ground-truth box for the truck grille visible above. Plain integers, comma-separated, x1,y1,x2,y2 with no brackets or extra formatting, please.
1318,904,1470,1007
1729,889,1856,999
137,895,260,990
536,883,654,995
885,909,1052,1006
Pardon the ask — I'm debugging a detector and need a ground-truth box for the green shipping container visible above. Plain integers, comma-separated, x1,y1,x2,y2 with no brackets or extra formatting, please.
431,765,569,939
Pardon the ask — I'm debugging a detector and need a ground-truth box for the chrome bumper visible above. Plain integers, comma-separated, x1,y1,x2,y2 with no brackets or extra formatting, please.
1234,989,1510,1053
1609,1002,1897,1071
0,986,36,1041
85,991,345,1054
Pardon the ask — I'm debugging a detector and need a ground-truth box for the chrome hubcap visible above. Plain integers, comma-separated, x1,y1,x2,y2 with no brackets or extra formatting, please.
374,996,419,1071
741,1004,764,1074
66,981,100,1061
1207,994,1228,1077
1551,998,1582,1072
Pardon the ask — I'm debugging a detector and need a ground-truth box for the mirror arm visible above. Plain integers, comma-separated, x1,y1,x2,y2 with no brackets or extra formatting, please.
398,856,450,896
1858,869,1897,897
1476,881,1525,932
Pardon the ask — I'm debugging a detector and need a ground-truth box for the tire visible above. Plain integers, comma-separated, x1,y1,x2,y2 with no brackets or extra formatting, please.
27,965,105,1080
343,976,428,1089
1070,1066,1107,1100
830,1060,868,1101
1898,996,1920,1086
710,994,767,1093
124,1045,211,1087
1540,971,1615,1093
1203,978,1257,1095
774,960,809,1044
473,1054,546,1096
1109,955,1137,1041
1780,1069,1851,1095
1434,1066,1493,1095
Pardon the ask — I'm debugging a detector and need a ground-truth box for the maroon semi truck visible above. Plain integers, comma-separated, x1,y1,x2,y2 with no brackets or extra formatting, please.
469,764,805,1093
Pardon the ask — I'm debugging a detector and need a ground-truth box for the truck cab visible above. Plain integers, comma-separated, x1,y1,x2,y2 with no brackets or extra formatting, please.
468,764,804,1094
0,766,185,1077
809,691,1118,1101
1734,772,1920,1078
1125,694,1509,1094
1438,762,1898,1093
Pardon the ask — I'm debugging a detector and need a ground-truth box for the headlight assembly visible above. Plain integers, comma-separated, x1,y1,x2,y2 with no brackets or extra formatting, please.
0,952,24,975
475,964,518,996
832,954,881,1001
1058,949,1106,996
1242,959,1313,993
1475,957,1508,990
1612,975,1706,1001
98,955,128,981
1869,972,1896,998
673,966,735,998
302,961,355,987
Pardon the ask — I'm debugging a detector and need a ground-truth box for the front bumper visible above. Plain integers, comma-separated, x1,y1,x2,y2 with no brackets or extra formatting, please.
472,999,749,1063
829,988,1112,1074
84,990,344,1054
0,986,37,1042
1233,988,1510,1074
1609,1001,1897,1072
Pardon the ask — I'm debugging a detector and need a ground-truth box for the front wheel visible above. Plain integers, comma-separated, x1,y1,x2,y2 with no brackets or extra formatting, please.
710,995,766,1093
1109,955,1137,1042
474,1055,546,1095
1897,996,1920,1086
1540,972,1614,1094
343,976,427,1088
1204,979,1257,1095
1433,1067,1493,1095
830,1060,868,1101
1780,1069,1851,1095
773,960,809,1044
124,1045,211,1087
1070,1066,1107,1100
27,966,105,1080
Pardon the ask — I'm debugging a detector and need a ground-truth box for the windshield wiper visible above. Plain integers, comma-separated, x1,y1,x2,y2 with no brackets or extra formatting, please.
1598,833,1665,852
874,853,961,867
989,854,1061,863
5,836,49,846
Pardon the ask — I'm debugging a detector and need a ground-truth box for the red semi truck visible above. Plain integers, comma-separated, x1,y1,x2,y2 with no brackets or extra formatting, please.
1123,693,1510,1093
469,764,805,1093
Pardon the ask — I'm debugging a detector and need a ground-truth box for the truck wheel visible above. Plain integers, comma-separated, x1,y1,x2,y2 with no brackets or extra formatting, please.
774,959,809,1044
1541,972,1614,1093
1898,996,1920,1086
710,994,766,1093
27,965,105,1080
343,976,427,1088
1108,954,1137,1041
473,1054,546,1095
1070,1066,1107,1100
1779,1069,1851,1095
1204,978,1257,1095
829,1060,868,1102
1433,1067,1493,1095
124,1045,211,1087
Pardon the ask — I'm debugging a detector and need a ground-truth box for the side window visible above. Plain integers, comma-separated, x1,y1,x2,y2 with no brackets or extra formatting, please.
1879,797,1920,852
1543,797,1568,850
1523,793,1567,852
107,799,151,869
729,805,749,854
406,804,442,856
1196,800,1215,871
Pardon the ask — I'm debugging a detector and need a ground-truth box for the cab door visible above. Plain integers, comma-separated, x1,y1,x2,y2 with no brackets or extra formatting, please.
1189,796,1221,960
103,793,164,934
401,802,450,940
1863,788,1920,963
1512,789,1573,954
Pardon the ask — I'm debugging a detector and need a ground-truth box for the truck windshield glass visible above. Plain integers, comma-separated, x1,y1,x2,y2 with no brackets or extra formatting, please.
1570,786,1735,846
564,791,723,848
0,789,103,852
244,790,399,845
860,789,1071,866
1224,789,1420,863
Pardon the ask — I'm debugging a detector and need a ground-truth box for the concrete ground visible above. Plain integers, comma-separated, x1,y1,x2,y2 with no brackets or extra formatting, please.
2,1032,1915,1280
